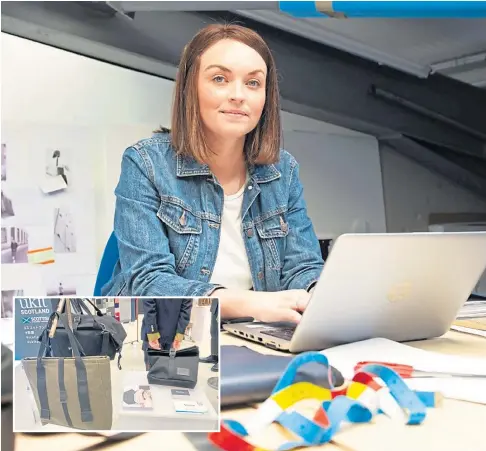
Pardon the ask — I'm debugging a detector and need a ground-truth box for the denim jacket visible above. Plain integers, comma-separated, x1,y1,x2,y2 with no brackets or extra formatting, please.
101,133,324,297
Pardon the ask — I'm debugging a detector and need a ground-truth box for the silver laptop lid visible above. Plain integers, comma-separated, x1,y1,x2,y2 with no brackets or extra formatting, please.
289,232,486,353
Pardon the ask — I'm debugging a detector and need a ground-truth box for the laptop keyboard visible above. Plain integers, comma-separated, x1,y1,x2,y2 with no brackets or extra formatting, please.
260,327,296,341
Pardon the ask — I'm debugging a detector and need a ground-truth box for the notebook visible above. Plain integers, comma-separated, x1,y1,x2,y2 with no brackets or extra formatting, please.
220,345,344,407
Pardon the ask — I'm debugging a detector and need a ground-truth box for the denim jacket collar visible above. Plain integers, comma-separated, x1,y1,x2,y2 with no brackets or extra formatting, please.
176,154,281,184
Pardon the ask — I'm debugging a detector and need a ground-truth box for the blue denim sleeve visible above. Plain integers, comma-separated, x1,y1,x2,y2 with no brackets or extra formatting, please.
280,158,324,291
114,147,221,297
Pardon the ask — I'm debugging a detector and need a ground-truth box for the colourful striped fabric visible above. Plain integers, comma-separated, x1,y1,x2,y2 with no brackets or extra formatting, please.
208,351,441,450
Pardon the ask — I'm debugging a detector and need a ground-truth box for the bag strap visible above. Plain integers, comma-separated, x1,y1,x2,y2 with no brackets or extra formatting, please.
72,300,106,333
58,358,73,428
36,310,67,423
56,312,94,423
36,327,51,422
168,347,177,377
65,299,74,337
82,298,104,316
48,299,66,339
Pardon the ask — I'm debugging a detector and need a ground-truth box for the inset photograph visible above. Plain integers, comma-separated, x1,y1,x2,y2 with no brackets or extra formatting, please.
39,148,70,195
53,207,77,253
1,190,15,218
1,290,24,318
1,226,29,264
1,143,6,181
45,280,76,296
13,297,220,432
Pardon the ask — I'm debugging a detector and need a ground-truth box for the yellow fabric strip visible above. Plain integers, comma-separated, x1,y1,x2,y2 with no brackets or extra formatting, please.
147,332,160,342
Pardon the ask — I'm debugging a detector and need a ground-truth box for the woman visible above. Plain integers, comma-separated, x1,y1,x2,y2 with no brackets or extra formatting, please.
102,24,324,323
141,298,192,370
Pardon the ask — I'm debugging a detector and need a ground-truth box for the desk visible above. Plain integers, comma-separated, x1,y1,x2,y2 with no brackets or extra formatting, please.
114,371,218,431
14,330,486,451
221,330,486,451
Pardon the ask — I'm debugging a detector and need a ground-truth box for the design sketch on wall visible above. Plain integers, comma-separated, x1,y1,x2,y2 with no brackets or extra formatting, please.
1,290,24,318
1,143,6,181
40,148,70,195
46,280,76,296
1,191,15,218
53,207,77,253
1,226,29,264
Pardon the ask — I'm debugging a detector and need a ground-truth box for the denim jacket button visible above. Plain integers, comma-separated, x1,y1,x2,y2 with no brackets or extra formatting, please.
246,228,254,238
257,271,264,280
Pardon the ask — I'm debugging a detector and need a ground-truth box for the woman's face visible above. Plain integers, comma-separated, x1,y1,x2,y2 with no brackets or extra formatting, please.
197,39,267,141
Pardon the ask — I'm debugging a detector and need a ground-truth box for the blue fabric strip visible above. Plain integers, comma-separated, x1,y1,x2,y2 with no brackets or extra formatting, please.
279,1,486,18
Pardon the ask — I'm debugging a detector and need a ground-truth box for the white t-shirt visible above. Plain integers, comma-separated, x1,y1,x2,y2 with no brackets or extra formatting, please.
209,182,253,290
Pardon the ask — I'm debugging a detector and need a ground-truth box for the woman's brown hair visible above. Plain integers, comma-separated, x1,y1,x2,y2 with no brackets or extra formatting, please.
166,23,281,165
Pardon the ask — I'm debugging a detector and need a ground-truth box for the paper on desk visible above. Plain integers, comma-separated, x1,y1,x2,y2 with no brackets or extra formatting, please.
321,338,486,405
451,325,486,338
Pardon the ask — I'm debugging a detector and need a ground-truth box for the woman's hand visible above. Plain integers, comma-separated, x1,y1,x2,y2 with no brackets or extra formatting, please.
217,288,312,323
172,335,183,350
248,290,311,323
148,339,161,350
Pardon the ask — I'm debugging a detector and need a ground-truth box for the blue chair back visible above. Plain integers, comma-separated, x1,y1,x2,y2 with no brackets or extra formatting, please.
94,231,119,296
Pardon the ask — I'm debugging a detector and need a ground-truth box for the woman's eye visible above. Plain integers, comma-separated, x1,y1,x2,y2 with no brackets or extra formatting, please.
247,79,261,88
212,75,226,83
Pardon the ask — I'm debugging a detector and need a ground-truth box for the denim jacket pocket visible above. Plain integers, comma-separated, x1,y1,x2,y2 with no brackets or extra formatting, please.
157,196,202,273
255,210,289,270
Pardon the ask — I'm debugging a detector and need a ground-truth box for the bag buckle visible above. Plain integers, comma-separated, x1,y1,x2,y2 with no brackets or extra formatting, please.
169,348,176,358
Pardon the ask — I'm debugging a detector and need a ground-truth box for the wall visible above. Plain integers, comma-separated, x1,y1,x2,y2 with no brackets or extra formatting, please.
1,34,173,296
282,130,386,238
380,145,486,232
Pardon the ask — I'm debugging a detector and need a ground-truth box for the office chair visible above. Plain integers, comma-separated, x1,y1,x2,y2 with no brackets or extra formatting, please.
93,231,119,296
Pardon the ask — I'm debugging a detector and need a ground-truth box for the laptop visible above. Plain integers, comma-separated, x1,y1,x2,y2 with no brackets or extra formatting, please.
223,232,486,353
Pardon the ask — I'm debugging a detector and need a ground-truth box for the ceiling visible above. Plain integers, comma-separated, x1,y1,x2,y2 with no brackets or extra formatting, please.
234,10,486,88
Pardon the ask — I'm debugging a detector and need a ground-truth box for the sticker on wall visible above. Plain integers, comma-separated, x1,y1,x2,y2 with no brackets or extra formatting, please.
53,207,77,253
1,226,29,264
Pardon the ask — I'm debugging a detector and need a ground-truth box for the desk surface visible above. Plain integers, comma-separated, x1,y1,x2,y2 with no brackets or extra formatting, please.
113,371,218,431
15,330,486,451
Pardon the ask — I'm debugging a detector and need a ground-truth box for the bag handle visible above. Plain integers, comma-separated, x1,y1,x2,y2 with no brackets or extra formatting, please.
71,299,113,359
65,298,74,333
69,299,105,331
39,315,84,359
82,298,104,316
48,298,66,339
60,298,104,317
